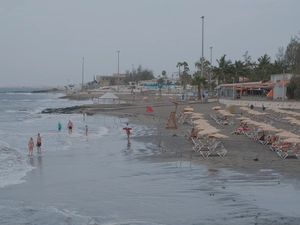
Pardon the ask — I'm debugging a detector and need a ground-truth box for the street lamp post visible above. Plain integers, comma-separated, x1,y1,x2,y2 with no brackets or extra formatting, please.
201,16,204,78
82,57,84,92
117,51,120,92
232,77,234,99
210,46,212,92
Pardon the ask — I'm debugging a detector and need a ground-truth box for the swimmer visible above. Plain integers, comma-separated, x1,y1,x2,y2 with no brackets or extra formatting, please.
125,122,131,142
82,109,86,120
58,122,62,132
85,125,88,136
28,137,34,156
67,120,73,133
36,133,42,153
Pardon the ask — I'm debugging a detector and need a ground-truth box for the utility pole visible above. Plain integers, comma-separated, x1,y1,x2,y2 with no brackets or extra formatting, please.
201,16,204,78
117,51,120,92
82,57,84,92
210,46,213,92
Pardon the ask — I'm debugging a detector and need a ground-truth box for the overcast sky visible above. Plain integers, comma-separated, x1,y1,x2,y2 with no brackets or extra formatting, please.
0,0,299,87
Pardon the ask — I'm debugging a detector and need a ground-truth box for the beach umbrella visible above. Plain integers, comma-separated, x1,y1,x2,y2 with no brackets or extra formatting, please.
212,106,222,110
276,131,299,138
184,107,194,112
192,112,204,116
257,125,279,132
283,137,300,143
191,114,204,119
240,107,253,112
198,128,220,136
282,116,295,121
195,123,213,129
195,125,209,130
235,117,247,121
208,133,229,139
193,119,209,123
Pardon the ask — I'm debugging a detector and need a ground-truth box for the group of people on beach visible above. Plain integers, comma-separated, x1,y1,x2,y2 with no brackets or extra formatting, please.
28,133,42,156
28,117,89,156
28,111,131,155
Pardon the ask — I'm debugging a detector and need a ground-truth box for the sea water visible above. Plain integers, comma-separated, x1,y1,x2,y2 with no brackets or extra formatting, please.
1,89,300,225
0,90,92,187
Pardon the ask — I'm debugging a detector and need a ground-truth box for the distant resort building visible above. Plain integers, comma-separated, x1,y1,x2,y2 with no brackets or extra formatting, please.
95,73,126,86
219,73,294,100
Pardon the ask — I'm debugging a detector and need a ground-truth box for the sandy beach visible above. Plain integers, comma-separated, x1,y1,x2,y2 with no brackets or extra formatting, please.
70,93,300,181
2,92,300,224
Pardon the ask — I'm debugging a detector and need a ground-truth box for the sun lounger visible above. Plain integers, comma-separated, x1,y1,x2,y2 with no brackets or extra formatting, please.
199,141,227,157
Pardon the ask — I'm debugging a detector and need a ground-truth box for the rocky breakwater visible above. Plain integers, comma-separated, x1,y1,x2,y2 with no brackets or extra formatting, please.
41,105,85,114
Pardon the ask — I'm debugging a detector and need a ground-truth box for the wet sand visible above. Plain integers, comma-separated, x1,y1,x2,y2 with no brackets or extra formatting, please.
4,93,299,224
87,96,300,181
79,96,300,223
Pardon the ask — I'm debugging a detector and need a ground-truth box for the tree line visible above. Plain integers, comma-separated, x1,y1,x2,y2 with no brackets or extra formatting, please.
121,31,300,99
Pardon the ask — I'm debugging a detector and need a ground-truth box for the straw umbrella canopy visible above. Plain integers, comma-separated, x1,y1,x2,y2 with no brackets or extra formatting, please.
184,107,194,112
240,119,259,126
257,125,279,132
276,131,300,138
194,121,213,126
212,106,222,110
282,116,296,121
240,106,250,111
191,114,204,119
198,128,220,136
236,117,247,121
217,110,234,117
283,137,300,143
193,119,209,124
208,133,229,139
195,125,212,130
192,112,204,116
290,111,300,117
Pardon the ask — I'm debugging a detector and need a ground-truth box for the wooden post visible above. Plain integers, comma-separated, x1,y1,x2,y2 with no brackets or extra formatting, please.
166,102,178,129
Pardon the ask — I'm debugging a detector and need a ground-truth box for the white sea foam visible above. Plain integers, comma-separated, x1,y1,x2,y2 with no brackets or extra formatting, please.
0,144,34,188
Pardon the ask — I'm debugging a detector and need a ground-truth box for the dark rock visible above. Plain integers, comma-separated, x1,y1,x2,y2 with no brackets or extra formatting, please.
41,105,82,114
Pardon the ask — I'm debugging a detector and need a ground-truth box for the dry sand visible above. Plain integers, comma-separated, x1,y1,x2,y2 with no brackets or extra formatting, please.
57,93,300,223
72,93,300,181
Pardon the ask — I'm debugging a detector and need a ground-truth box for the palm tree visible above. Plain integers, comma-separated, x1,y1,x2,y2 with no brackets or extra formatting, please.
195,57,210,78
191,72,208,99
232,60,247,82
213,55,232,84
256,54,272,81
177,62,189,90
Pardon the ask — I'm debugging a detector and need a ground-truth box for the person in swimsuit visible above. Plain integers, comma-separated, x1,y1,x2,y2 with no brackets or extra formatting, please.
67,120,73,133
125,122,131,142
82,109,86,120
85,125,88,136
188,128,198,140
58,122,62,132
36,133,42,153
28,137,34,156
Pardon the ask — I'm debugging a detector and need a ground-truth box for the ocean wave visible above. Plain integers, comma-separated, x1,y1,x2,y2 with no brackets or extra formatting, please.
6,92,33,95
0,144,35,188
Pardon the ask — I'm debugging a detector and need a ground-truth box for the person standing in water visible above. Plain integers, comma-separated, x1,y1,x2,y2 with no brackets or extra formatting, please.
58,122,62,132
67,120,73,133
36,133,42,153
124,122,131,142
82,109,86,120
85,125,88,136
28,137,34,156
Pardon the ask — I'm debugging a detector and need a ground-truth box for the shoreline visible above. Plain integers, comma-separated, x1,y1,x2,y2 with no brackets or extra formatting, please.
42,93,300,180
82,98,300,181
